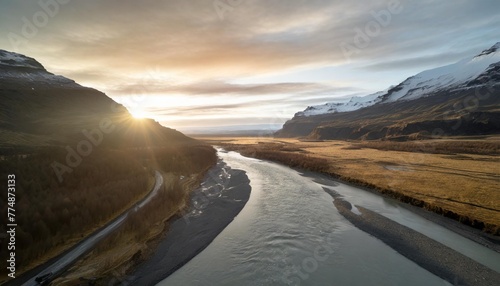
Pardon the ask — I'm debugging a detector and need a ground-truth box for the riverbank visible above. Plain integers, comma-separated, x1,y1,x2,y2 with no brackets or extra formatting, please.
200,137,500,238
305,171,500,254
153,146,485,285
328,189,500,286
128,160,251,285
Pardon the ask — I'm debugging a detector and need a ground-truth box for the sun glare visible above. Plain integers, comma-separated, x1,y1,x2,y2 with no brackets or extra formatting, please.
131,110,147,119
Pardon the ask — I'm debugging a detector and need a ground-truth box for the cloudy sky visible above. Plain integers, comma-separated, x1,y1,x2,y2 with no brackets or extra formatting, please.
0,0,499,131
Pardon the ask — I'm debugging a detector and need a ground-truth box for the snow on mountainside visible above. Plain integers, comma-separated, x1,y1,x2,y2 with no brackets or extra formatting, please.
297,42,500,117
383,42,500,102
296,90,385,116
0,50,44,69
0,49,77,86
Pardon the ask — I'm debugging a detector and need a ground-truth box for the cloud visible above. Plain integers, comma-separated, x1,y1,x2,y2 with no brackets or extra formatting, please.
109,80,358,97
149,103,245,115
362,48,481,71
3,0,499,80
1,0,499,129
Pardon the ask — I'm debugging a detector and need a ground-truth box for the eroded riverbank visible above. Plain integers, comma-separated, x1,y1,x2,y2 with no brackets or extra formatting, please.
129,160,251,285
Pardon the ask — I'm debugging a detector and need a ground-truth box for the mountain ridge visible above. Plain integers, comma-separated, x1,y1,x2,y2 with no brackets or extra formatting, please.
0,49,80,88
295,42,500,117
279,42,500,140
0,49,194,150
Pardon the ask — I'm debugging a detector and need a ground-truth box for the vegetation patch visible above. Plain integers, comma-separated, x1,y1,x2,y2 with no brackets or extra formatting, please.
353,139,500,155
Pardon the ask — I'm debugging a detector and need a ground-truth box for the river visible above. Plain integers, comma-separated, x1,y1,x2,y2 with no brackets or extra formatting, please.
159,150,500,286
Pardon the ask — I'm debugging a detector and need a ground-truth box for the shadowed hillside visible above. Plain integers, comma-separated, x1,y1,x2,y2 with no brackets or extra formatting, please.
0,50,217,279
278,87,500,140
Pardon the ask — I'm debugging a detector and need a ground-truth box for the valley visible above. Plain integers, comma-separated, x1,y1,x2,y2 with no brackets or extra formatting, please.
1,3,500,285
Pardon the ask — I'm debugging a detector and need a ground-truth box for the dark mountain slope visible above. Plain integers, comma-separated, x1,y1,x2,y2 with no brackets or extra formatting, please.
0,50,193,150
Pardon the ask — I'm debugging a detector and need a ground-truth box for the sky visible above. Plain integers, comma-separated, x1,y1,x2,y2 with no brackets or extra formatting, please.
0,0,499,132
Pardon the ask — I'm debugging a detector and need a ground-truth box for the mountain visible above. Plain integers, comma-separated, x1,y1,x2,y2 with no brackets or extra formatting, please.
0,49,194,151
296,42,500,117
278,43,500,140
0,50,219,282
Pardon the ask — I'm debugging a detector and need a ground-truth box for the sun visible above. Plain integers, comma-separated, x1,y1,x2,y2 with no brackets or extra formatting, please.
131,110,147,119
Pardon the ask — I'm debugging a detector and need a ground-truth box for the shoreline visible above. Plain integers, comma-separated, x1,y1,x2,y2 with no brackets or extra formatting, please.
303,169,500,253
210,138,499,237
219,145,500,253
330,193,500,285
128,161,251,285
132,148,499,285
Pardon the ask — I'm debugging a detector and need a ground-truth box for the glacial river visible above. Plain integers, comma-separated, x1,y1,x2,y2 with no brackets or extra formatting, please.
159,150,500,285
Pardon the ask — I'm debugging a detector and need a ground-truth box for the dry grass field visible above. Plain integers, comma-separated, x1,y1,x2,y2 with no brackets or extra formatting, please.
201,136,500,235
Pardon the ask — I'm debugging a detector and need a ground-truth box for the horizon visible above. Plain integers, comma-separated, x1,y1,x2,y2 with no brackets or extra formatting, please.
1,0,499,132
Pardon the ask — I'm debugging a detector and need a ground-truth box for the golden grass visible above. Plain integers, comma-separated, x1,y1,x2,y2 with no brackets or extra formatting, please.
202,137,500,234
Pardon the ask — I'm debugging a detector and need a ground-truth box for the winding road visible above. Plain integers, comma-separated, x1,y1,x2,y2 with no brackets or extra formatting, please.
19,171,164,286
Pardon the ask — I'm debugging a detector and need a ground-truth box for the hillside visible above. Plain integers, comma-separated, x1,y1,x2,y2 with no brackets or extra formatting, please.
0,50,194,151
278,43,500,140
0,50,216,280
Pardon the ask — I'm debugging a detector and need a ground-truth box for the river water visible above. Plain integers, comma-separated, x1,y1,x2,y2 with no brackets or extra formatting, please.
159,150,500,286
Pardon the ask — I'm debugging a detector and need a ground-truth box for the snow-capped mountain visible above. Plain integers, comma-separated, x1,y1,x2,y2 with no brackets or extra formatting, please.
0,50,77,87
278,42,500,139
297,42,500,117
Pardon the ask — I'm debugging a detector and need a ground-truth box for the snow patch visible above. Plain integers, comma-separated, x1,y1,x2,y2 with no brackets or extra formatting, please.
0,50,43,69
297,90,386,116
0,49,77,86
384,46,500,102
